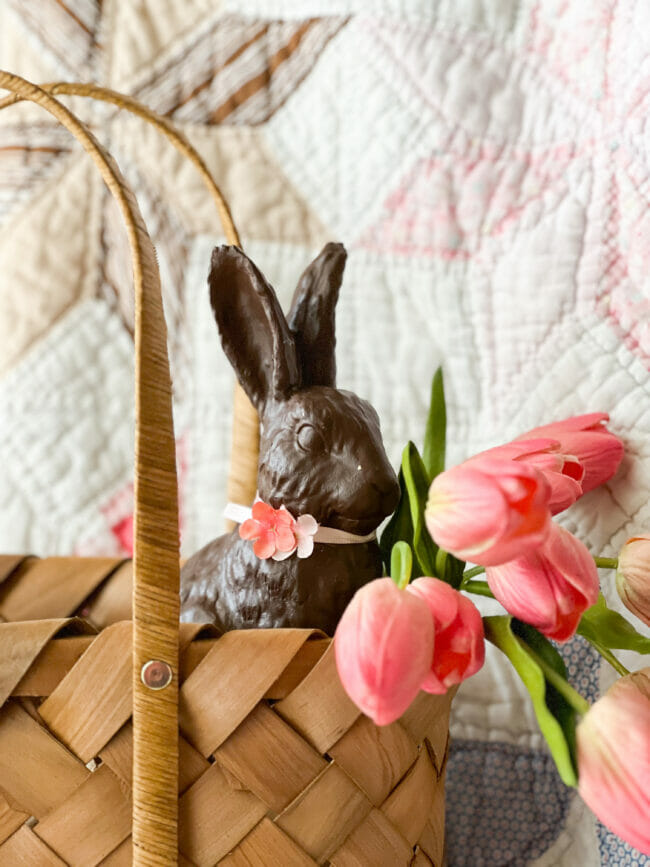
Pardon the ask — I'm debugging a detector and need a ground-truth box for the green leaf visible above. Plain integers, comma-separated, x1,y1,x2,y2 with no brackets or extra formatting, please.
379,367,453,580
513,621,579,768
402,441,439,577
379,468,417,573
391,542,413,589
422,367,446,482
578,593,650,653
484,616,579,786
435,548,465,590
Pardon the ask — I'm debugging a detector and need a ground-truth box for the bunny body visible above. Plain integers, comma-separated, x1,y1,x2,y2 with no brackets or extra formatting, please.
180,244,399,635
180,534,383,634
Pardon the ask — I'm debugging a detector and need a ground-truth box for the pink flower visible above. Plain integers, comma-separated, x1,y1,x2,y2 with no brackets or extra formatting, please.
516,413,623,494
475,438,584,515
334,578,434,726
239,501,298,560
426,456,551,566
616,536,650,627
485,524,600,642
407,578,485,693
577,669,650,855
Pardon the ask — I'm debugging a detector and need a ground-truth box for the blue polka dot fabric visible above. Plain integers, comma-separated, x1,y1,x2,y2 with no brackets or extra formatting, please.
562,635,600,703
598,828,650,866
446,741,571,866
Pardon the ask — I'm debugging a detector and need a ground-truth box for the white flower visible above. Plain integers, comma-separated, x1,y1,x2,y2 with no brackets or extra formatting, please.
295,514,319,558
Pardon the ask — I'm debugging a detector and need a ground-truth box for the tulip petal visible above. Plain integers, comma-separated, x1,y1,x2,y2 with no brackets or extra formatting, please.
408,577,459,630
487,556,559,629
427,465,510,557
557,430,624,493
427,454,553,566
469,518,550,567
478,436,585,513
521,413,610,437
473,438,561,462
560,455,584,481
516,414,623,493
617,536,650,627
420,669,448,694
541,470,583,515
456,594,486,679
577,670,650,855
407,577,485,691
334,578,434,725
486,525,599,642
541,525,600,609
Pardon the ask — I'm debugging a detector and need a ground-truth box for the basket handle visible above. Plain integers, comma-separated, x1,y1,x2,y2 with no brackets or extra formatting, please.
0,80,261,518
0,71,180,864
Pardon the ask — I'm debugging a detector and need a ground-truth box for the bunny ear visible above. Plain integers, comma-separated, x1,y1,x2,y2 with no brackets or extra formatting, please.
209,246,301,409
287,242,347,387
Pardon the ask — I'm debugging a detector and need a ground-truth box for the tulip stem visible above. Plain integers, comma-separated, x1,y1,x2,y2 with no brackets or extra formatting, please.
584,638,630,677
391,541,413,590
462,580,495,598
517,638,591,715
593,556,618,570
461,566,486,585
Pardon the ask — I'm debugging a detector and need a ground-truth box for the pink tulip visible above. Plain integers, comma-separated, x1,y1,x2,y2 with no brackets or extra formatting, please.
577,669,650,854
616,536,650,627
485,524,599,641
426,456,551,566
471,438,584,515
334,578,434,725
407,578,485,693
516,413,623,494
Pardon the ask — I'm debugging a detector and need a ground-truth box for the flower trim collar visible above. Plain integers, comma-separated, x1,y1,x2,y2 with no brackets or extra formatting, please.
224,500,377,561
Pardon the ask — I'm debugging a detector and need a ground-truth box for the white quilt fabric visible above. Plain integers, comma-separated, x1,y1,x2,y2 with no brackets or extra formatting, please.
1,1,650,864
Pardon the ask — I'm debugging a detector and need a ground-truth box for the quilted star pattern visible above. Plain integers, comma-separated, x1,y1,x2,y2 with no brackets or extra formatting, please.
1,1,650,864
0,2,341,560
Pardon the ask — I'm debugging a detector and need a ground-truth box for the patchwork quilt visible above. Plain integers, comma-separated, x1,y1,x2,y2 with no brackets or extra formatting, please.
1,1,650,864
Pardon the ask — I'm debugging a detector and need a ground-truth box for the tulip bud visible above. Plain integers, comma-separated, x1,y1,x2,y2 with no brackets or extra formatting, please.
577,669,650,855
516,413,623,494
616,536,650,627
426,456,551,567
407,578,485,693
470,438,584,515
334,578,434,725
485,524,600,642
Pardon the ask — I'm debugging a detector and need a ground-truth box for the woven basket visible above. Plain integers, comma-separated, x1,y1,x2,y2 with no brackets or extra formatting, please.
0,73,454,866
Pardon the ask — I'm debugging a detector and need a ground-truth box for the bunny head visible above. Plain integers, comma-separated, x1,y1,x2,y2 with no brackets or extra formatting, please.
209,243,400,536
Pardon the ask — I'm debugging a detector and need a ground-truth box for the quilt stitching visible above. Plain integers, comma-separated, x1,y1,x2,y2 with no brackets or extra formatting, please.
1,5,650,863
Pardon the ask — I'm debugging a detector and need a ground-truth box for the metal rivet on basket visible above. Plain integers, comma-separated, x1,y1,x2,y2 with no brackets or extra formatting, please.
141,660,173,690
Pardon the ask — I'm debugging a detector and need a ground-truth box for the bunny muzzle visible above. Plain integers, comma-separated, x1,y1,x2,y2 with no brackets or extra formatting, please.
256,389,400,538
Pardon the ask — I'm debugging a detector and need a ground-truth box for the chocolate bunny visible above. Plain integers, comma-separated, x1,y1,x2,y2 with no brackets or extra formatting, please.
180,243,400,635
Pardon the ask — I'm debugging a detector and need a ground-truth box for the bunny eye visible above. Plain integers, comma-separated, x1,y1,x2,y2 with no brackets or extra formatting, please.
297,423,324,453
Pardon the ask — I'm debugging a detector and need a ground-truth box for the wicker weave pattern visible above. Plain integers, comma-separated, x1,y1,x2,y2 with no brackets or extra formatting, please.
0,555,132,629
0,557,451,867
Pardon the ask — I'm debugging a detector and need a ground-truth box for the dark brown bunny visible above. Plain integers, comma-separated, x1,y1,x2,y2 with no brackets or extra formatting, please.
180,243,399,635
